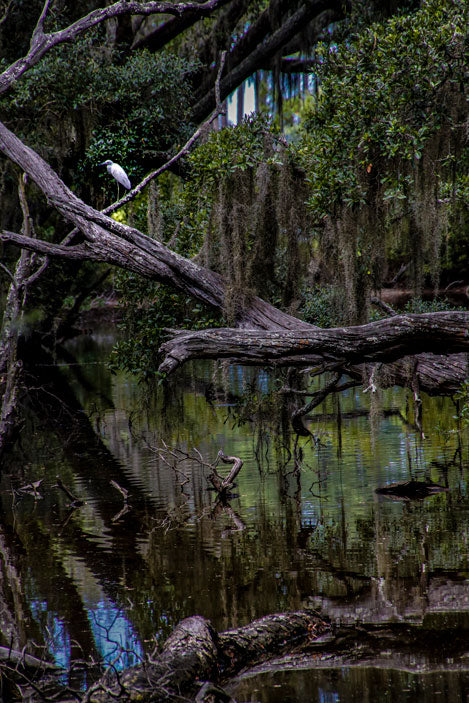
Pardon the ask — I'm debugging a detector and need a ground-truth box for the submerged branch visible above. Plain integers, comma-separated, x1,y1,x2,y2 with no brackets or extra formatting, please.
209,451,243,494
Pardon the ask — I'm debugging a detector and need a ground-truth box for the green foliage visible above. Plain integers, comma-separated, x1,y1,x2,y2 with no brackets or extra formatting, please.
1,29,195,194
300,285,348,328
404,296,466,314
111,272,222,379
299,0,467,217
189,114,283,179
80,49,196,188
297,0,468,320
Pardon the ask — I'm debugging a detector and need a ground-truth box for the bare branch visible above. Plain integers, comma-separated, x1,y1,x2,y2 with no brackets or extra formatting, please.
110,479,129,502
0,119,304,330
1,231,102,261
0,261,17,288
0,0,232,95
370,296,398,317
31,0,52,41
0,0,13,28
103,49,229,217
131,0,231,51
158,313,469,374
54,476,84,508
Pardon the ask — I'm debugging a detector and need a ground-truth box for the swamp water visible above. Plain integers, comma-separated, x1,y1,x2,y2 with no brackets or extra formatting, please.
0,328,468,701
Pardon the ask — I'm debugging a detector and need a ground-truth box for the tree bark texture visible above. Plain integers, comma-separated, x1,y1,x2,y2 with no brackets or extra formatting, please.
158,315,469,372
86,610,329,702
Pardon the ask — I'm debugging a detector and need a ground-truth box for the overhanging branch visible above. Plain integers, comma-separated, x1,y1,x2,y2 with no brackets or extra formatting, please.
0,118,468,396
158,314,469,373
0,0,231,95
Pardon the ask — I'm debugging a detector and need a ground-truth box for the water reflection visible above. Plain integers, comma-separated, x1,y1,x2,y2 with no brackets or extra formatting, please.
0,328,468,699
230,667,469,703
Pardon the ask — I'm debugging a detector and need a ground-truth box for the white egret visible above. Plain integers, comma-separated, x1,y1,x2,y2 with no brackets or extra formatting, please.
99,160,131,198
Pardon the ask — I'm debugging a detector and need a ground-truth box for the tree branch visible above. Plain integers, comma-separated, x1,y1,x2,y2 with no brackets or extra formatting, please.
0,119,305,330
158,314,469,374
0,0,231,95
131,0,232,51
192,0,344,122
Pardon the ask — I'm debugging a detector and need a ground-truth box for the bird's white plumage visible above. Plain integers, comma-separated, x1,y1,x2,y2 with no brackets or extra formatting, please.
99,160,131,190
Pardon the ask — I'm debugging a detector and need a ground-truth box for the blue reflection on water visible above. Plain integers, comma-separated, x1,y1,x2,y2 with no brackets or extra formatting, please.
319,688,339,702
30,600,71,670
89,600,144,669
30,598,144,672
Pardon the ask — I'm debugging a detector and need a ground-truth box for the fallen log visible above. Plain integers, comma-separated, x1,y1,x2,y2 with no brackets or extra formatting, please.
85,610,329,702
158,314,469,378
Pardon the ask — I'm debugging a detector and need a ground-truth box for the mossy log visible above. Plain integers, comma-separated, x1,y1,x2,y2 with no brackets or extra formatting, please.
86,610,329,702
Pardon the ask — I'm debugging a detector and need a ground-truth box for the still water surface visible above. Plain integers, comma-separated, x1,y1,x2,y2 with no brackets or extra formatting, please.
1,329,468,700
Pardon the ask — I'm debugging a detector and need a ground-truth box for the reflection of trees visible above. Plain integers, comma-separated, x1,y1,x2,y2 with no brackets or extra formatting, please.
0,352,468,697
0,523,41,652
231,654,469,703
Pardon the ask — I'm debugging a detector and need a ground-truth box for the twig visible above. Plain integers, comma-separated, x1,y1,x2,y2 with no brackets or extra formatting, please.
32,0,51,40
110,479,129,502
0,261,17,287
363,364,382,393
111,504,131,523
0,0,13,28
370,296,397,317
55,476,84,507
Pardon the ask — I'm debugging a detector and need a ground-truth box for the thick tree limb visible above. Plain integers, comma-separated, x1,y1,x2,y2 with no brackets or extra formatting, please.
158,313,469,373
86,610,329,702
132,0,233,51
0,120,303,330
192,0,344,122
